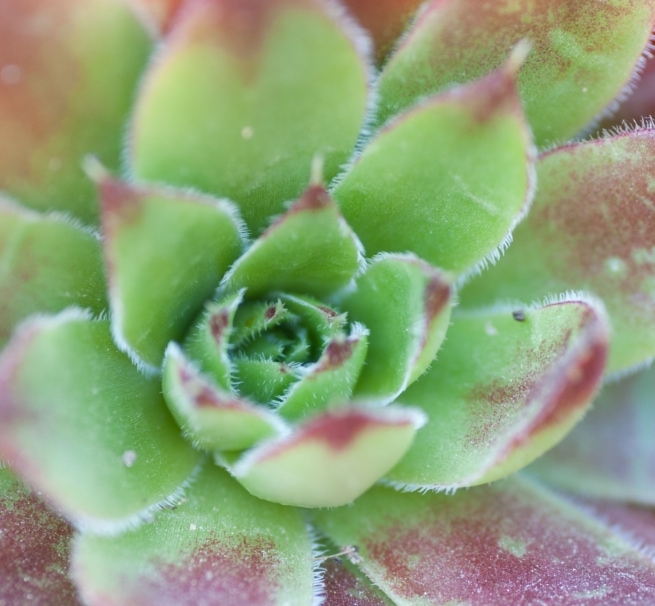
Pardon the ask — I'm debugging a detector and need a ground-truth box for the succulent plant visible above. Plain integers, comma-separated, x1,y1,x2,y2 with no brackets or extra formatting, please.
2,0,655,604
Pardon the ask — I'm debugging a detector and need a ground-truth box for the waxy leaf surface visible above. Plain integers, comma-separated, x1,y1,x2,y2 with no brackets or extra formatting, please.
0,0,150,224
73,463,314,606
0,468,80,605
130,0,369,233
387,299,609,489
232,406,425,507
0,199,106,347
529,365,655,505
313,476,655,605
334,57,533,276
339,254,451,402
0,312,200,530
377,0,655,146
462,131,655,374
222,185,363,298
98,174,243,370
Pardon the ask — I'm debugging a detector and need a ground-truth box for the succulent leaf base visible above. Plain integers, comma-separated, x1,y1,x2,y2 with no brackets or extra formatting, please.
2,0,655,604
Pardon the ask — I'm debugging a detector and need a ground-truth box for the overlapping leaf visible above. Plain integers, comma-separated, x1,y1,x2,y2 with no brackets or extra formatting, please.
462,130,655,374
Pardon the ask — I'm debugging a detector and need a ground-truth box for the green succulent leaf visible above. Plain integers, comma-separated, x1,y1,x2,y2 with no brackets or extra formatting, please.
221,183,364,299
339,254,452,402
162,343,285,452
377,0,655,146
95,169,244,370
334,51,534,276
0,467,79,605
529,364,655,505
312,476,655,605
231,405,426,507
0,198,107,347
129,0,369,234
0,311,200,530
386,297,609,489
461,130,655,374
0,0,151,224
72,463,315,606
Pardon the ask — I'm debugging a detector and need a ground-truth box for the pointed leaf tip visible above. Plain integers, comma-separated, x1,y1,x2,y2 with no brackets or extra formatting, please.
335,56,534,276
99,177,243,368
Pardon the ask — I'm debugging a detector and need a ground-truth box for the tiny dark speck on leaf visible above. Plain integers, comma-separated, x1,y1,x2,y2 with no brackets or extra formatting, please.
512,309,526,322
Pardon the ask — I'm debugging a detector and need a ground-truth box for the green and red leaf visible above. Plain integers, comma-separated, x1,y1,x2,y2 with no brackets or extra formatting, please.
462,130,655,374
0,467,80,605
313,476,655,605
221,183,364,299
339,254,452,402
386,297,609,489
529,364,655,504
334,50,534,277
377,0,655,146
96,169,244,370
231,405,426,507
72,463,315,606
0,0,151,224
129,0,370,234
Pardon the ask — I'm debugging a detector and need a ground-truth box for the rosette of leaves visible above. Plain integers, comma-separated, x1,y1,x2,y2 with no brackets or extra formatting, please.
2,1,655,604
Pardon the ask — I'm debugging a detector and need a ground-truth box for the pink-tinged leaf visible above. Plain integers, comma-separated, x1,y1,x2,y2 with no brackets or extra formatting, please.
72,463,314,606
0,467,80,605
95,169,244,370
221,184,364,299
126,0,186,35
312,476,655,605
462,130,655,374
340,0,423,63
529,365,655,504
339,254,452,403
0,0,150,224
232,406,426,507
320,557,394,606
377,0,655,146
129,0,370,234
0,311,200,531
334,50,534,277
386,297,609,490
162,343,285,452
0,198,107,347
